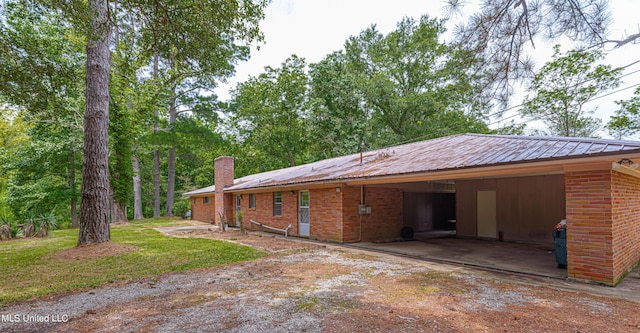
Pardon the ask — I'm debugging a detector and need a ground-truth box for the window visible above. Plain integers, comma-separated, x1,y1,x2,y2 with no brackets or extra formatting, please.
249,193,256,208
273,192,282,216
203,196,210,204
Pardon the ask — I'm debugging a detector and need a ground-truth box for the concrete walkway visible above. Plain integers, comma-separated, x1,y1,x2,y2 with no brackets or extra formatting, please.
154,224,217,236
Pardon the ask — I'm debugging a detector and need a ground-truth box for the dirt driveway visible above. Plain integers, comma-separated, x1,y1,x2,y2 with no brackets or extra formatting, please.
2,228,639,333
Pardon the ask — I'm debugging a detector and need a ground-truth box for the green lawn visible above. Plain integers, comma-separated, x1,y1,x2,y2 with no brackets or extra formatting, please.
0,218,266,306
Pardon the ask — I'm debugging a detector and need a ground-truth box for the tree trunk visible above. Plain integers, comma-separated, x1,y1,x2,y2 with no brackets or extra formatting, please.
79,0,111,245
152,51,161,218
166,147,175,216
110,189,128,223
165,90,177,216
131,154,143,220
69,139,79,228
165,50,178,217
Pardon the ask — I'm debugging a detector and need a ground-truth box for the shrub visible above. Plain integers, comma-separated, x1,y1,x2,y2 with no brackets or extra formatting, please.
35,212,58,237
0,213,18,240
22,212,58,238
173,198,191,218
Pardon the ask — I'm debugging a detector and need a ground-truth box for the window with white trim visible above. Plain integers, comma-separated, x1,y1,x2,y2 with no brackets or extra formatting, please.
249,193,256,208
273,192,282,216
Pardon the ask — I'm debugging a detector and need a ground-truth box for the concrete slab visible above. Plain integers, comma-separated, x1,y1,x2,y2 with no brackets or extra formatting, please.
155,225,217,236
348,237,566,279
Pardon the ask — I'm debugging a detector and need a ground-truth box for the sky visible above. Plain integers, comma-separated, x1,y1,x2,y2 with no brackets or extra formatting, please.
215,0,640,138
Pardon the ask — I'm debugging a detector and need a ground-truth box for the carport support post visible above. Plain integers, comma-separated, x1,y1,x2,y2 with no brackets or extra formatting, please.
215,156,234,228
565,169,640,286
565,170,614,285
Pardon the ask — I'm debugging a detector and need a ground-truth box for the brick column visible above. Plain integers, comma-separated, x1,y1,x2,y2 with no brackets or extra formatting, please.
611,171,640,283
565,170,614,285
214,156,234,225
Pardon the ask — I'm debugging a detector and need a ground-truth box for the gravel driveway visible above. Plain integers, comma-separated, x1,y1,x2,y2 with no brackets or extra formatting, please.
1,231,639,332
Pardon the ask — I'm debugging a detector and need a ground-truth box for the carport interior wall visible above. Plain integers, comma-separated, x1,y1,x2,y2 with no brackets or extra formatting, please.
455,174,566,244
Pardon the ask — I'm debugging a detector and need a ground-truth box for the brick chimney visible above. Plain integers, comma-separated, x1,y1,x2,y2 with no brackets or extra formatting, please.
214,156,234,225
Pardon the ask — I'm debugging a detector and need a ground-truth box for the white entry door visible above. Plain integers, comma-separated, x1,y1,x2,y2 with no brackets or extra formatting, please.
235,195,241,227
298,190,310,237
477,190,497,239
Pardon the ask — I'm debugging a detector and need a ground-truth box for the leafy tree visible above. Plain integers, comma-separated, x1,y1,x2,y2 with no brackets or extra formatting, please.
342,15,489,148
0,1,84,227
606,87,640,139
115,0,269,217
447,0,637,105
0,110,30,221
521,45,621,137
308,51,369,158
229,55,312,171
2,118,82,224
109,40,137,223
33,0,267,243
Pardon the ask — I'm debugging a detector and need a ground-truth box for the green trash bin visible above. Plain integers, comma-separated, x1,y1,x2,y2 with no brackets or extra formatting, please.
552,228,567,269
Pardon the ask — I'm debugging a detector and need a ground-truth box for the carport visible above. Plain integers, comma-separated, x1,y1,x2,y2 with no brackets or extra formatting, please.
338,135,640,285
363,173,567,279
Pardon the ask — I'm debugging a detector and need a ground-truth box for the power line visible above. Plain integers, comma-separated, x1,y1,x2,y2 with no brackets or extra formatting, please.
385,60,640,148
489,82,640,131
392,81,640,147
621,59,640,70
620,68,640,79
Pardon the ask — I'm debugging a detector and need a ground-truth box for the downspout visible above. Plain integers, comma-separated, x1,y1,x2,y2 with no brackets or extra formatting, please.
357,145,364,241
357,185,364,242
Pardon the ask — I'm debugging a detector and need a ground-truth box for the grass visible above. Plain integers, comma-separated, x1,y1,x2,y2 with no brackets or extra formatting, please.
0,218,266,306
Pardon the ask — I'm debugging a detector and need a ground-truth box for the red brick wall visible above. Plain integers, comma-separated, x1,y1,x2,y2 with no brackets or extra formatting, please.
361,187,403,241
214,157,234,224
342,186,403,242
190,195,215,223
342,186,361,242
310,188,344,242
238,189,345,242
233,186,402,243
239,191,300,236
565,170,615,285
223,193,234,226
611,171,640,282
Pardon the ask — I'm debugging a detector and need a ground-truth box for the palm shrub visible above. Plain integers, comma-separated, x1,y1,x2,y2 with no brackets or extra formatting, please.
0,213,16,240
22,214,35,238
21,212,58,238
0,224,9,240
0,217,12,240
35,212,58,237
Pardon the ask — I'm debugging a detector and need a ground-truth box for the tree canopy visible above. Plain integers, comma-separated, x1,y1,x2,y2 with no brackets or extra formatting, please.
446,0,637,106
521,45,621,137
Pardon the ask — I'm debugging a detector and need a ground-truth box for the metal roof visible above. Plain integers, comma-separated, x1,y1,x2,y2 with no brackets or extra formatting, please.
188,134,640,194
183,184,215,197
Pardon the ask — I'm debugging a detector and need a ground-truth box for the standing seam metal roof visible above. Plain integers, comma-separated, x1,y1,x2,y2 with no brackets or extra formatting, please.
187,133,640,195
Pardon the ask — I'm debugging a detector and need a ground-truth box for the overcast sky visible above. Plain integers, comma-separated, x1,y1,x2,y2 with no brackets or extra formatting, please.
215,0,640,138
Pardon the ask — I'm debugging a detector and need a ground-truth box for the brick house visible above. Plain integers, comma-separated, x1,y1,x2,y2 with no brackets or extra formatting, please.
184,134,640,286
